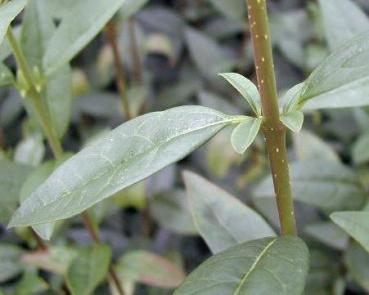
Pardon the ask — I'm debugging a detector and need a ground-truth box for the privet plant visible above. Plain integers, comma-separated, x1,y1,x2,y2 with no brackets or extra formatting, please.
1,0,369,294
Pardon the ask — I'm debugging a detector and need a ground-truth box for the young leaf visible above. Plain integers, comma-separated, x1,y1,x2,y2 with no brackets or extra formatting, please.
352,132,369,165
183,171,275,254
219,72,261,115
319,0,369,51
231,117,262,154
174,236,309,295
331,212,369,254
66,245,111,295
9,106,240,227
280,111,304,133
0,0,27,45
116,251,185,288
255,160,366,212
299,32,369,110
43,0,126,75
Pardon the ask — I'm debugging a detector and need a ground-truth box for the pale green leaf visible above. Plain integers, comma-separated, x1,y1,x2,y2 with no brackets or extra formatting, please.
9,106,239,227
255,160,366,212
300,32,369,110
14,133,45,166
43,0,126,75
280,111,304,133
352,132,369,165
345,242,369,292
120,0,149,20
319,0,369,51
183,171,275,254
219,73,261,115
151,190,198,235
0,160,32,224
331,211,369,253
174,236,309,295
0,0,27,45
208,0,245,21
304,222,348,250
280,83,304,113
231,117,262,154
0,244,23,283
293,130,339,162
66,245,111,295
116,250,185,288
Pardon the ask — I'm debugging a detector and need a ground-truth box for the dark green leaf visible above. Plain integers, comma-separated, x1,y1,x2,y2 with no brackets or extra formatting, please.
175,237,309,295
66,245,111,295
9,106,241,227
184,171,275,253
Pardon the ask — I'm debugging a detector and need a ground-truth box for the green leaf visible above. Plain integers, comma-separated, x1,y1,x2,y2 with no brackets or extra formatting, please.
0,160,33,224
21,0,72,138
304,222,348,250
185,28,235,79
208,0,245,21
0,244,24,283
299,32,369,110
9,106,240,227
345,242,369,292
183,171,275,254
174,236,309,295
0,0,27,45
352,132,369,165
331,211,369,253
0,62,14,86
14,270,48,295
219,72,261,116
280,111,304,133
66,245,111,295
280,83,304,113
14,133,45,166
255,160,366,212
116,251,185,288
43,0,126,75
120,0,149,20
293,130,339,163
319,0,369,51
151,190,198,235
231,117,262,154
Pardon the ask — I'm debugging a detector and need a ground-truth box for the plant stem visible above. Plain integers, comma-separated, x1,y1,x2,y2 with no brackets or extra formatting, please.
128,19,143,84
7,26,125,294
81,213,125,295
6,29,63,159
105,21,132,120
246,0,297,235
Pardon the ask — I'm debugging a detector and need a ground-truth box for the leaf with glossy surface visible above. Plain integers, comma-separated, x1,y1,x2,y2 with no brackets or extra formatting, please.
255,160,366,212
175,236,309,295
280,111,304,133
184,171,275,254
116,251,185,288
331,211,369,253
43,0,126,75
9,106,239,227
66,245,111,295
219,73,261,115
0,0,27,45
300,33,369,110
231,117,262,154
319,0,369,51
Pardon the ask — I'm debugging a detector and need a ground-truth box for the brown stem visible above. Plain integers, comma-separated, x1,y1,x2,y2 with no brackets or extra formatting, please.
128,19,143,84
246,0,297,235
81,213,125,295
105,21,131,120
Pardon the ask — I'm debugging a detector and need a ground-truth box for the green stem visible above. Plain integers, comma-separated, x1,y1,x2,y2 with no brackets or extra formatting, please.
246,0,297,235
6,28,63,159
7,26,125,294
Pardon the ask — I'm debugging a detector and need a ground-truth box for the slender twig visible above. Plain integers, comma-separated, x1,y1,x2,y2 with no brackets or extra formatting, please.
81,213,125,295
7,26,125,294
105,21,131,120
128,19,143,84
246,0,297,235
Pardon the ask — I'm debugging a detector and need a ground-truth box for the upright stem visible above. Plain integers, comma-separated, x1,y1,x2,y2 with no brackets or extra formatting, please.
105,21,132,120
7,27,125,294
246,0,297,235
